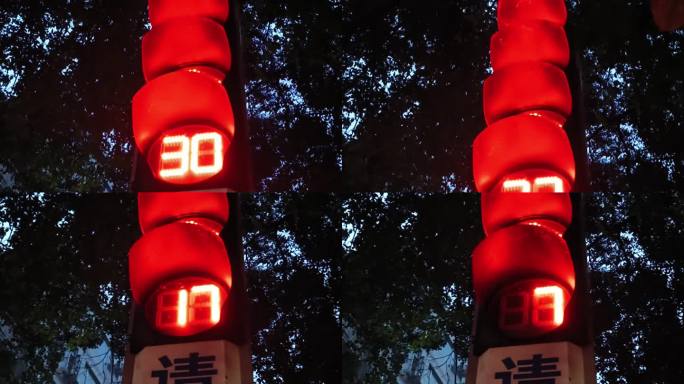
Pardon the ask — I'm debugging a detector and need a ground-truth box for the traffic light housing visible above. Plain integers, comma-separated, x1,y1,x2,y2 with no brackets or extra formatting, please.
131,0,252,191
128,193,249,353
470,0,592,356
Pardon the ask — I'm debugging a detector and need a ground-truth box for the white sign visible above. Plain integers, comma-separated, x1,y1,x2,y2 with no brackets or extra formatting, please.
132,340,242,384
476,342,585,384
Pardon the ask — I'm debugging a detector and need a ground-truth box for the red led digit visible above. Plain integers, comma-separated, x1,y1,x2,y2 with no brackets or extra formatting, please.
533,176,564,192
533,285,565,327
189,284,221,325
190,132,223,176
502,178,532,193
159,135,190,179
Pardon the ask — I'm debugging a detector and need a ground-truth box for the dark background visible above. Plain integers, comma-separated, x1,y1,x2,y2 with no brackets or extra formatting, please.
1,1,681,192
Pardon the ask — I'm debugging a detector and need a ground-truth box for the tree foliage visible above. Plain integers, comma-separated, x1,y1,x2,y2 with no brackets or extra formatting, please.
0,194,134,382
343,194,481,382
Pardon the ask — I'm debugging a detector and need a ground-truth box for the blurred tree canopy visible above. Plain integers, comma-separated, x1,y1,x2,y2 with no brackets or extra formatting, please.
1,0,681,192
343,192,684,383
0,193,341,383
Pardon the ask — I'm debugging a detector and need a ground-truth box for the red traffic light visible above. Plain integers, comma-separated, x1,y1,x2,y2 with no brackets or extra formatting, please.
497,0,567,29
471,223,575,308
483,61,572,125
142,16,231,81
128,220,232,304
480,191,572,235
132,69,235,157
490,21,569,71
472,112,575,192
148,0,230,27
146,277,228,337
137,192,229,233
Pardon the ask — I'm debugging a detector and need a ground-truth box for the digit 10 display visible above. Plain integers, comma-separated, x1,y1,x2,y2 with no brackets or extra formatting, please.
497,279,568,338
146,125,230,185
148,277,228,337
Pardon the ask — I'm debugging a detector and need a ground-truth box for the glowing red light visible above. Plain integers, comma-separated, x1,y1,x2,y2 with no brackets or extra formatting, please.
480,191,573,235
502,178,532,193
137,192,230,234
500,175,566,193
533,285,565,327
497,280,569,338
149,277,227,336
159,135,190,179
147,126,229,185
190,132,223,176
472,113,576,192
483,61,572,125
159,132,223,180
533,176,564,192
189,284,222,325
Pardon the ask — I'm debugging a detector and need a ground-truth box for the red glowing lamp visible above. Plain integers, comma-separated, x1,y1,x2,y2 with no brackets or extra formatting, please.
497,0,567,29
471,223,575,308
472,113,576,193
498,279,570,338
480,190,572,235
145,125,230,185
142,17,231,81
148,0,230,27
138,192,229,234
483,61,572,125
490,20,569,71
147,277,228,337
128,220,232,304
132,69,235,156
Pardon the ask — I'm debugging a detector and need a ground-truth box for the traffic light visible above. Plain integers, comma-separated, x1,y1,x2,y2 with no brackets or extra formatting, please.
128,192,249,349
469,3,594,381
126,193,251,383
131,0,252,191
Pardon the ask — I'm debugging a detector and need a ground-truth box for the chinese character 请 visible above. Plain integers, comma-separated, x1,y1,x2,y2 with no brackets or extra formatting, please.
151,352,218,384
494,354,561,384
